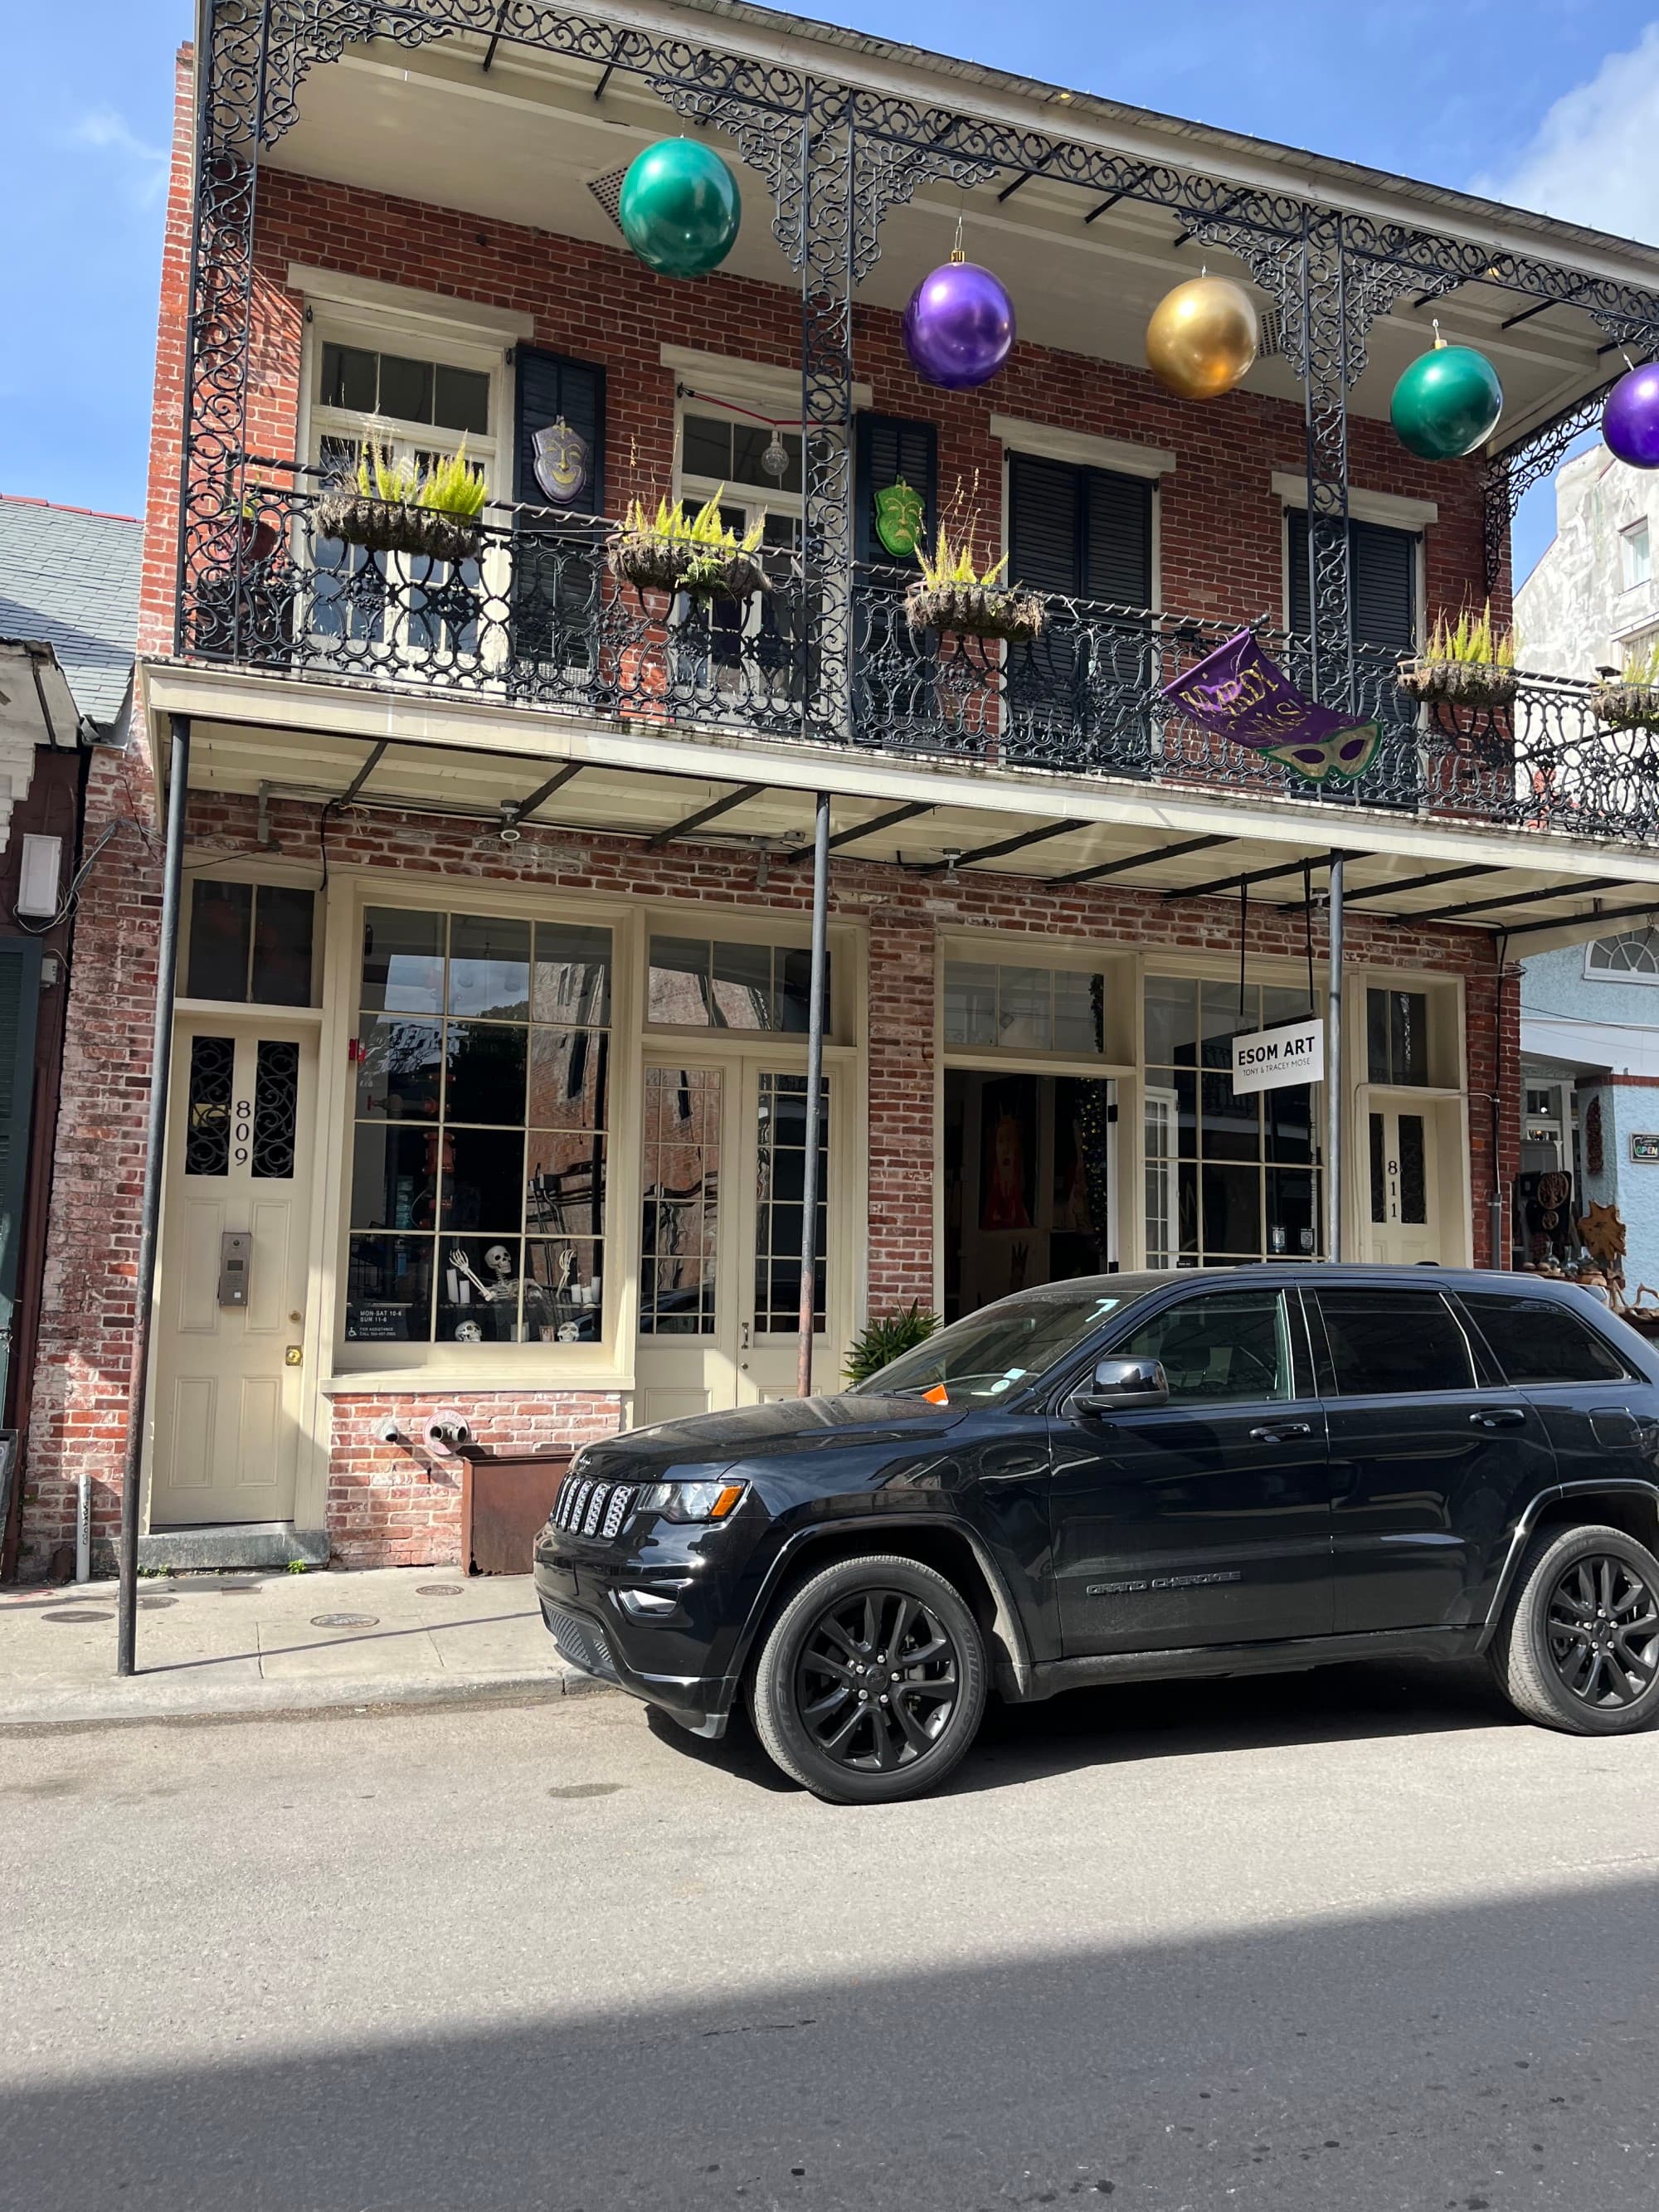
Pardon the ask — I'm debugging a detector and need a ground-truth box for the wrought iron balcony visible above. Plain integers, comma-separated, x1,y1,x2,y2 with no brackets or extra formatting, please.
180,474,1659,845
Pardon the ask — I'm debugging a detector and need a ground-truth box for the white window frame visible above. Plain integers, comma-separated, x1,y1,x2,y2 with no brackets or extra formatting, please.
1585,930,1659,983
1621,520,1652,592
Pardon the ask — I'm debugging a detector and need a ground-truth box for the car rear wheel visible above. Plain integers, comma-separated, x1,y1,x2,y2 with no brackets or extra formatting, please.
750,1554,987,1804
1491,1522,1659,1736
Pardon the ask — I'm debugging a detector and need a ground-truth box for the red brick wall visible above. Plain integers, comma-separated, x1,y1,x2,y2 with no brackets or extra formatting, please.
19,778,1518,1573
137,54,1495,652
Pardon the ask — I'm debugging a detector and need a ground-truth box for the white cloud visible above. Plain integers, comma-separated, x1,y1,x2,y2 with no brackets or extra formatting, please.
1475,22,1659,245
68,106,168,209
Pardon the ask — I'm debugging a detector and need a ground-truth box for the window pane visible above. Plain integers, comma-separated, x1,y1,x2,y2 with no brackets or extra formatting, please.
448,913,530,1018
528,1028,608,1130
997,967,1052,1050
1316,1289,1476,1394
251,1038,299,1180
640,1064,720,1335
251,886,315,1007
649,937,713,1023
1052,970,1103,1055
525,1238,603,1342
433,363,490,435
345,1235,432,1341
1199,1161,1260,1256
1390,992,1428,1086
352,1125,441,1230
755,1073,827,1332
712,940,773,1028
682,415,732,481
533,923,611,1024
187,882,252,1002
943,961,997,1047
378,352,435,424
1199,981,1250,1066
1398,1113,1428,1223
1266,1169,1319,1257
355,1018,443,1121
322,343,377,413
1201,1070,1259,1162
184,1033,235,1176
1366,987,1390,1083
1462,1294,1629,1384
1145,975,1198,1067
1116,1291,1290,1404
775,948,821,1033
440,1125,525,1232
438,1238,528,1344
1266,1082,1316,1165
1369,1112,1387,1223
527,1131,606,1241
442,1021,528,1126
362,907,445,1014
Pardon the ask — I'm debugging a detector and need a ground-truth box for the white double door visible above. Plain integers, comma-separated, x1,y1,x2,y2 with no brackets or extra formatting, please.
633,1053,845,1427
149,1018,318,1527
1365,1101,1440,1266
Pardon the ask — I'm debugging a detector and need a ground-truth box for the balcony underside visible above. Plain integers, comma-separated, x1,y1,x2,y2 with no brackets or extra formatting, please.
145,657,1659,953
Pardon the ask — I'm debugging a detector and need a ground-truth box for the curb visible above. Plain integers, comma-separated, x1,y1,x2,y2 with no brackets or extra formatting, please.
0,1666,616,1734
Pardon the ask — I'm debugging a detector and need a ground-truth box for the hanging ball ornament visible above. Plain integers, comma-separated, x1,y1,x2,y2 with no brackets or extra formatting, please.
903,250,1016,391
1390,324,1503,461
617,138,741,278
1145,275,1259,401
1603,362,1659,470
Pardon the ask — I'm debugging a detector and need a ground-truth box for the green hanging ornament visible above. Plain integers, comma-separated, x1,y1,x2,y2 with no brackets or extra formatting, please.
1390,322,1503,461
617,139,741,278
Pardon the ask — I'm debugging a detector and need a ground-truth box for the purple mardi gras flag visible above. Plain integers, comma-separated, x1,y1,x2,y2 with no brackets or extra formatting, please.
1161,630,1380,785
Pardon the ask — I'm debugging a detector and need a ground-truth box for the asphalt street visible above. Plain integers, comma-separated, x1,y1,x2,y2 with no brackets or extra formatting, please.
3,1658,1657,2212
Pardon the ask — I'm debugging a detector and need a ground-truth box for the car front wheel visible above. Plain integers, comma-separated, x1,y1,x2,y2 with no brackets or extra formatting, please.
750,1554,987,1804
1491,1521,1659,1735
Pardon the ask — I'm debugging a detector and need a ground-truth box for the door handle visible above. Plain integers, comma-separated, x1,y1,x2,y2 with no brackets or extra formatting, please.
1249,1421,1313,1443
1470,1407,1527,1430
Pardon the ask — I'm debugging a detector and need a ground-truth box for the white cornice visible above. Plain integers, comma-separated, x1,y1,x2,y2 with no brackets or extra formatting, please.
1272,471,1438,532
661,344,873,413
286,264,535,342
990,416,1175,478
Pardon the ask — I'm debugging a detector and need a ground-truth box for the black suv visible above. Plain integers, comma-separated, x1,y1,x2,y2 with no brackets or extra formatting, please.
534,1267,1659,1802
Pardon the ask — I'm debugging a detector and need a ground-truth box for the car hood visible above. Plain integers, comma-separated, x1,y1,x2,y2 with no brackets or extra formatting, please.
572,1392,970,1479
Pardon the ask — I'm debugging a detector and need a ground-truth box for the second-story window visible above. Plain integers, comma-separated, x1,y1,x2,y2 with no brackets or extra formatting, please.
677,401,805,684
1621,520,1652,591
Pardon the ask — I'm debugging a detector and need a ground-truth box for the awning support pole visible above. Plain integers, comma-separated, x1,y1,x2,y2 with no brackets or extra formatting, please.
797,791,830,1398
1325,851,1345,1264
117,713,191,1676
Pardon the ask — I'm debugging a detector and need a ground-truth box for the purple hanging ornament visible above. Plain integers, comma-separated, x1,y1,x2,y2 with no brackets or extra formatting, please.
903,236,1014,391
1605,362,1659,471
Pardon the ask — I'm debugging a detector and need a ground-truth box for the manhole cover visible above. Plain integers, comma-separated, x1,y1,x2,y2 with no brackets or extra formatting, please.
310,1612,379,1629
41,1608,114,1623
416,1583,464,1596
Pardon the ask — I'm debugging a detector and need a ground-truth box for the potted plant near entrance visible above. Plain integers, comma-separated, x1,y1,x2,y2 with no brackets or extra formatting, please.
1591,640,1659,732
314,438,489,565
607,488,769,601
906,526,1045,644
844,1301,940,1388
1396,604,1518,710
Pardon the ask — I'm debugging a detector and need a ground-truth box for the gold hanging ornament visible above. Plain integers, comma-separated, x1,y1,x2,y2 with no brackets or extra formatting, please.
1146,272,1259,401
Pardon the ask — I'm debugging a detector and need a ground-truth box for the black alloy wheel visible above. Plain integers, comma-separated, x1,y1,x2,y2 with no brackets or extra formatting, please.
750,1553,988,1803
1545,1553,1659,1709
795,1586,961,1774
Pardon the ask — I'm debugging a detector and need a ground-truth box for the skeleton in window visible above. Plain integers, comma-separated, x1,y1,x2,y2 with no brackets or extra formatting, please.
447,1242,553,1341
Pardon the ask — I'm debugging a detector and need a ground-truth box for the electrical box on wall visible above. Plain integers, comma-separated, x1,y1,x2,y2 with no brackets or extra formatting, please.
218,1231,251,1308
17,834,63,919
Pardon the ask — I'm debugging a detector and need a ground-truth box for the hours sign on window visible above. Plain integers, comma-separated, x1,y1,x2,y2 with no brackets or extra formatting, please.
1232,1018,1325,1096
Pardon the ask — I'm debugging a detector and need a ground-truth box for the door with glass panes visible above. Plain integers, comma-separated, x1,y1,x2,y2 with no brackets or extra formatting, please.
1366,1106,1438,1265
150,1018,318,1526
675,403,805,708
635,1057,838,1425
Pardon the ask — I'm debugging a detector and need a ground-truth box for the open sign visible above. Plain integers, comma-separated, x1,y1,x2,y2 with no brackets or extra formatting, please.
1232,1018,1326,1096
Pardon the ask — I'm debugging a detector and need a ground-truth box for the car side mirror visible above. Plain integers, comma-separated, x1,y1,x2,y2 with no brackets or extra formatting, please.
1073,1356,1170,1418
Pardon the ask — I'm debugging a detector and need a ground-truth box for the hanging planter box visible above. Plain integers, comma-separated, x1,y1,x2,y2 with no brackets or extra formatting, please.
314,491,484,566
906,581,1046,644
1396,655,1518,711
1590,680,1659,733
606,531,767,601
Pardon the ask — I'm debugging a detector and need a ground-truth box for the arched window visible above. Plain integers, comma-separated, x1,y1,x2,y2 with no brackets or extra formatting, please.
1586,932,1659,980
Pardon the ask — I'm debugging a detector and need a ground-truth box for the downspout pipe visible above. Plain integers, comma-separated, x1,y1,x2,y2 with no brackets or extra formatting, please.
117,714,191,1675
1325,852,1344,1263
796,791,830,1397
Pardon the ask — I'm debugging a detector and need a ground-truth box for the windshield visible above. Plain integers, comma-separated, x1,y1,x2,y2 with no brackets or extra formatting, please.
854,1288,1126,1406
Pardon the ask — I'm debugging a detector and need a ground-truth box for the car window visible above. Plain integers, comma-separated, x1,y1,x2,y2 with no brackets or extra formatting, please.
859,1286,1126,1404
1459,1293,1632,1385
1109,1291,1292,1406
1313,1288,1477,1396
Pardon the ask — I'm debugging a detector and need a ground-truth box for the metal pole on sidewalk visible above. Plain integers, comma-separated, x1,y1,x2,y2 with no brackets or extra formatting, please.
117,714,191,1675
1325,850,1345,1264
796,792,831,1398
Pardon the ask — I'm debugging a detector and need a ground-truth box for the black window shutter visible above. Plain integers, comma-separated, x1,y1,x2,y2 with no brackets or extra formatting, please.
1288,513,1418,649
514,348,606,513
1010,454,1151,605
854,414,937,565
0,940,41,1414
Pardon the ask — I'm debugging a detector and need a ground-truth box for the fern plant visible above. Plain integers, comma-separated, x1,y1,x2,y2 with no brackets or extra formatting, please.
355,437,422,506
915,525,1010,594
1620,638,1659,689
418,442,489,520
1422,601,1515,670
844,1301,941,1388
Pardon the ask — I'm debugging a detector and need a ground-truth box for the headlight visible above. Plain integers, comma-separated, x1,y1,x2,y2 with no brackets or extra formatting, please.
637,1479,747,1523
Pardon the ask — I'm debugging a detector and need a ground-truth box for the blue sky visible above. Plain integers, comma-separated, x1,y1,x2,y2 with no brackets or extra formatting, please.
2,0,1657,583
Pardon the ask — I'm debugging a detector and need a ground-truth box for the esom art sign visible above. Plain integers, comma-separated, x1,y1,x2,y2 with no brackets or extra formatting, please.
1232,1018,1326,1096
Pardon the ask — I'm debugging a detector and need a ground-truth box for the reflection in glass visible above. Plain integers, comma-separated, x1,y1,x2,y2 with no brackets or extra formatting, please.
527,1131,605,1239
943,961,997,1047
640,1065,720,1334
712,940,772,1028
362,907,444,1014
444,1022,528,1126
251,887,316,1007
533,923,611,1025
528,1028,608,1130
649,938,713,1023
351,1125,442,1230
754,1072,828,1333
355,1018,443,1121
187,882,252,1001
448,913,530,1018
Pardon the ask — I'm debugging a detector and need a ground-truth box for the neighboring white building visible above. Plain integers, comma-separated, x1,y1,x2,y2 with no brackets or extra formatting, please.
1516,440,1659,680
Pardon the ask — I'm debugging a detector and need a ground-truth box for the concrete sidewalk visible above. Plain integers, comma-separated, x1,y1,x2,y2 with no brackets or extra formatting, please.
0,1566,601,1728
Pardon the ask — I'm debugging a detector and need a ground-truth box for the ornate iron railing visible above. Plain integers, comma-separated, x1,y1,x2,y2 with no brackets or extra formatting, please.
180,479,1659,843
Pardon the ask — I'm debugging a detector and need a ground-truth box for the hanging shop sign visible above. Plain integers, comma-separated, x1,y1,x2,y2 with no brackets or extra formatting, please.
1160,630,1380,784
1232,1018,1326,1096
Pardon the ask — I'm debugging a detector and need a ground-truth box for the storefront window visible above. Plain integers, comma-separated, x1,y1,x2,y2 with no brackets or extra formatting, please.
648,936,827,1031
1144,976,1321,1268
346,907,611,1348
943,960,1105,1054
